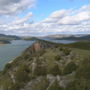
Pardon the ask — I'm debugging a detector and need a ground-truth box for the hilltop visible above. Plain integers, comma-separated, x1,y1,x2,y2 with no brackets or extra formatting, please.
0,40,90,90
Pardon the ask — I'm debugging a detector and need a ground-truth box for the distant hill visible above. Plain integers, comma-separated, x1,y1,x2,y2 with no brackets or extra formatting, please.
57,35,90,41
43,34,90,41
63,41,90,50
23,37,39,41
0,34,21,41
0,40,10,44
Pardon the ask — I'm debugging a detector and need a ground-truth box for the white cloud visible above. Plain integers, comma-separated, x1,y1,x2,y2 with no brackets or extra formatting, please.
43,9,71,23
12,12,33,25
58,11,90,25
0,0,35,15
0,4,90,36
80,5,90,11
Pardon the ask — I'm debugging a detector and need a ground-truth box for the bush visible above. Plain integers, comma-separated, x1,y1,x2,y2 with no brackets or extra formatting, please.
0,78,13,90
63,62,77,75
49,64,62,76
3,63,12,74
48,80,63,90
59,47,63,51
33,59,47,76
63,48,71,56
15,64,30,83
76,58,90,80
10,83,21,90
4,63,12,70
32,77,49,90
55,55,61,61
65,80,90,90
34,64,47,76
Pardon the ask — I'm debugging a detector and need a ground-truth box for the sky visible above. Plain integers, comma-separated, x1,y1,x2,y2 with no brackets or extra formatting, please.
0,0,90,36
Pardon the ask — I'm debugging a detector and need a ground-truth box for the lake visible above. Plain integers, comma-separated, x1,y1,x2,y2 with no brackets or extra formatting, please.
0,39,76,70
0,40,35,70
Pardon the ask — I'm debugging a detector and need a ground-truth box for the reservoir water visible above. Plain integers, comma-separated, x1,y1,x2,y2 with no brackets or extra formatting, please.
0,40,35,70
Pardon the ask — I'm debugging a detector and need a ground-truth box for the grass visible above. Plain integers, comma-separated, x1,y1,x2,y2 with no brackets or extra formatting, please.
42,48,60,70
73,48,90,58
65,41,90,50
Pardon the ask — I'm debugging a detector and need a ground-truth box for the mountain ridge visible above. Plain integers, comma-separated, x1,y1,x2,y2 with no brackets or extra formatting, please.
42,34,90,41
0,34,21,40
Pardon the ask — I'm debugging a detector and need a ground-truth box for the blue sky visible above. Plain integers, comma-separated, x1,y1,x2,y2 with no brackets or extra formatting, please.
0,0,90,36
32,0,90,21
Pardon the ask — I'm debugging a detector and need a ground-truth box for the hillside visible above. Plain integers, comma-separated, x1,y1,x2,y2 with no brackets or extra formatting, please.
23,37,39,41
43,34,90,41
0,40,90,90
65,41,90,50
58,35,90,41
0,40,10,44
0,34,21,41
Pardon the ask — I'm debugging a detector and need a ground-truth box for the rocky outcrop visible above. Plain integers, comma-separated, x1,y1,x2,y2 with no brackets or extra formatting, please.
23,40,57,55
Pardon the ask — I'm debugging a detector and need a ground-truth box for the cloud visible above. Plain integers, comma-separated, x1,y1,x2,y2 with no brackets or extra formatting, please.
58,11,90,25
0,0,35,15
0,4,90,36
43,6,90,25
12,12,33,25
43,9,71,23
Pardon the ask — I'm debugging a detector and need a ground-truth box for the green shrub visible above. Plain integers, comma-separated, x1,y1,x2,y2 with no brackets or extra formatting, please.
59,47,63,51
32,77,49,90
10,83,21,90
49,64,62,76
34,64,47,76
63,62,77,75
4,63,12,70
55,55,61,61
15,64,30,83
0,78,13,90
63,48,71,56
76,58,90,80
65,80,90,90
48,80,63,90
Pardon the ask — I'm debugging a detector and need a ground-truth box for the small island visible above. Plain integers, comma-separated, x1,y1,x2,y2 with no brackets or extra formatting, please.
0,34,21,45
0,40,10,45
